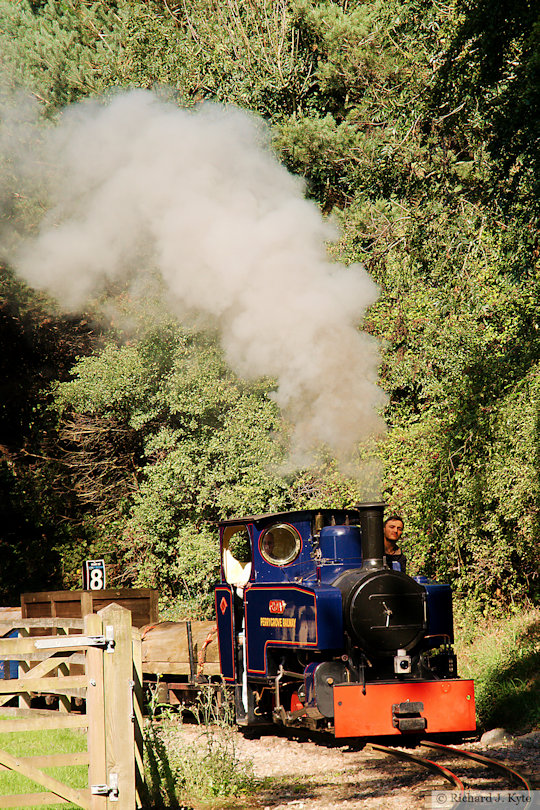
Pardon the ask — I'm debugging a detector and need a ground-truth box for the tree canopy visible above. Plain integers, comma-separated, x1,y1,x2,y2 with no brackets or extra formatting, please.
0,0,538,614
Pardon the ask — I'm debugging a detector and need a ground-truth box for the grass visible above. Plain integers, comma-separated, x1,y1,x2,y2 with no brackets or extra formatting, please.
0,727,88,809
454,603,540,734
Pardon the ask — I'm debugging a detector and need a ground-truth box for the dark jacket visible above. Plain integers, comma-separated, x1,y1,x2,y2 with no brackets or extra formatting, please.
385,552,407,574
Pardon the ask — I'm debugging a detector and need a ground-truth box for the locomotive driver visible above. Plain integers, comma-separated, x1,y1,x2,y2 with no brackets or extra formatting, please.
383,514,407,573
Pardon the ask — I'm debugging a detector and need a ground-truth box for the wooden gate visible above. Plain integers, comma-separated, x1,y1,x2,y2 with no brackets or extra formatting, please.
0,603,144,809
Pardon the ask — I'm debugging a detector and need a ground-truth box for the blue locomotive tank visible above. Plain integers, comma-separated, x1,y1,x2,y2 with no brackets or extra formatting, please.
414,576,454,642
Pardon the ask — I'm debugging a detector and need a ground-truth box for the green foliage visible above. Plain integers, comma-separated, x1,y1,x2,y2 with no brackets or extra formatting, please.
455,606,540,732
56,342,152,419
0,267,101,600
0,0,126,109
290,451,381,507
360,199,540,602
1,0,540,612
54,322,290,608
430,0,540,204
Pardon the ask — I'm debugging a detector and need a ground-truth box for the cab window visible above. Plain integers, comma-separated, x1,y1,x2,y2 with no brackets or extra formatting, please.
259,524,301,566
222,526,252,588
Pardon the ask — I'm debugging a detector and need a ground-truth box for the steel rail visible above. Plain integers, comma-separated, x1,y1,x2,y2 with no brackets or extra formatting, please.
368,743,465,791
420,741,532,793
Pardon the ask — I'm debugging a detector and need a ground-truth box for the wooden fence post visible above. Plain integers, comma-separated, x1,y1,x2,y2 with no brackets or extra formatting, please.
99,604,137,810
86,612,107,810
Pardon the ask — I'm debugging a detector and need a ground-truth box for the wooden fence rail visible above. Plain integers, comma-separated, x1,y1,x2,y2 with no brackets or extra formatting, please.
0,604,144,809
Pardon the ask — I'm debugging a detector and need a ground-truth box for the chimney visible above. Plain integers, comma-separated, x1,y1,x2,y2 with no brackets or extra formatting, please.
356,502,387,570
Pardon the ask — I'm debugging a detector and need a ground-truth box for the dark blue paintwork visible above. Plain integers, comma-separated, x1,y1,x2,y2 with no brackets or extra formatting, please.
215,586,236,681
319,525,363,564
304,525,364,583
414,576,454,643
251,520,313,582
244,584,343,675
0,630,18,679
219,509,363,585
222,522,366,587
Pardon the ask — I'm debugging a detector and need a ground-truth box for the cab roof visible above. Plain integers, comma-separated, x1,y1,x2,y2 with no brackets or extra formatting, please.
218,508,361,530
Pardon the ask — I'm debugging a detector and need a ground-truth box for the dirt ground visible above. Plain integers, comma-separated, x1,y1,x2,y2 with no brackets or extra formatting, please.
174,724,540,810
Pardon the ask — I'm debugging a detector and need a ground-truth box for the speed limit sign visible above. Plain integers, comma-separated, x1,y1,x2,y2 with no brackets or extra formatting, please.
83,559,106,590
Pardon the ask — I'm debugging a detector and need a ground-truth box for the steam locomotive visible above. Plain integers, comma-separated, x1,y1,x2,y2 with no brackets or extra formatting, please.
212,502,476,737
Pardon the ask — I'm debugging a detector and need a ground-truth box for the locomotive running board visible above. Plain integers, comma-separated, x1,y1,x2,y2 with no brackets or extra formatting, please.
333,679,475,737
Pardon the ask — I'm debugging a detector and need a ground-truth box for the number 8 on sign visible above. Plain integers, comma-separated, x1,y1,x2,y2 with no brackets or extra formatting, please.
83,559,106,590
90,568,103,589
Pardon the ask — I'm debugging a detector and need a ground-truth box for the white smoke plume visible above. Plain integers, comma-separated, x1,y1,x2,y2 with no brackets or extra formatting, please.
1,89,386,467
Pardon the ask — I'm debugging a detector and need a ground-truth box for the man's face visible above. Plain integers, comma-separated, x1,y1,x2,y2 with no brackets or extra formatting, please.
384,520,404,546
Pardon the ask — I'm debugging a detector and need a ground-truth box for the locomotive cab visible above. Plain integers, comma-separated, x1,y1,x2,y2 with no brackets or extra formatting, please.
214,505,476,738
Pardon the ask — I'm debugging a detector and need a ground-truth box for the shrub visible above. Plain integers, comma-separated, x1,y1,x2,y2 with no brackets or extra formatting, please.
144,686,257,805
454,604,540,733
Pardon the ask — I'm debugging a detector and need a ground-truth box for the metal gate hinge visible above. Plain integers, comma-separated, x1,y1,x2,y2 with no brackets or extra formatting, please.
91,773,119,800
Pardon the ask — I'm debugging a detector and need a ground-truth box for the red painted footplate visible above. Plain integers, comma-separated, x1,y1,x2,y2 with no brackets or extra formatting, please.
333,679,475,737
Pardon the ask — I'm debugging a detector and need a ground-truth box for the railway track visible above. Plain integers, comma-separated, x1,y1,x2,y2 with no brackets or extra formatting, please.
369,740,532,796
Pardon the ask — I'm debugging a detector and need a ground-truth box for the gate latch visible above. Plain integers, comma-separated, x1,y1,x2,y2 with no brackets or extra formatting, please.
91,773,119,800
34,628,115,653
